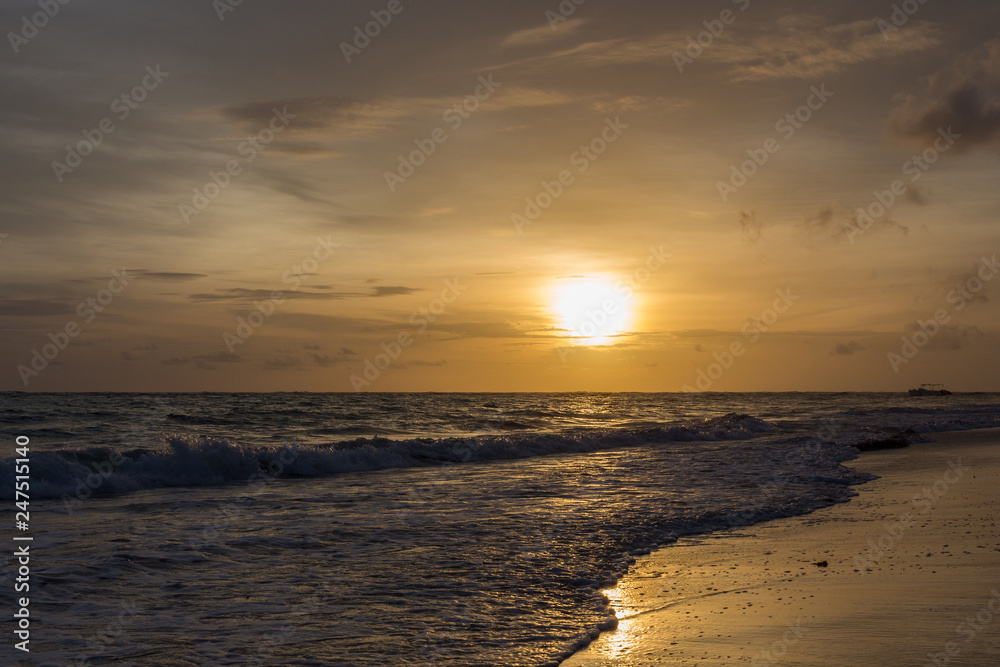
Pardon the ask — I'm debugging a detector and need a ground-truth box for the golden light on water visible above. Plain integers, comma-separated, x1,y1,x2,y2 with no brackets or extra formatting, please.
552,277,633,346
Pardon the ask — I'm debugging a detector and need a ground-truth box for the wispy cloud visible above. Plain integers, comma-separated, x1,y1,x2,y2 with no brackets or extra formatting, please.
501,18,587,48
495,16,942,81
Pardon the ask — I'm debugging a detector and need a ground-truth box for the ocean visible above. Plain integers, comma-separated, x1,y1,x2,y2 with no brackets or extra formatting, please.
2,392,999,666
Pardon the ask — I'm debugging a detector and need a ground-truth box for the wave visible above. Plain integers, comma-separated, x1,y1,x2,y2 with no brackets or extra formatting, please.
1,413,779,501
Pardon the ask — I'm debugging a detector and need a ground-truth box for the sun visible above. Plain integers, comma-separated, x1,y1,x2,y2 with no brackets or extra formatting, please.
552,276,633,346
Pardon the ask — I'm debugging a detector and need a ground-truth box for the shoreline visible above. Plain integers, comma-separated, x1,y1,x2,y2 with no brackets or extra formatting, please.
563,427,1000,666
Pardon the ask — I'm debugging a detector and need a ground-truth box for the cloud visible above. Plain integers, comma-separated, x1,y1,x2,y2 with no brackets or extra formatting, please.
212,85,575,153
194,351,245,364
310,347,357,367
161,357,190,366
263,356,304,370
132,271,208,282
904,184,928,205
496,17,941,81
372,286,420,297
935,263,991,308
739,209,761,243
418,207,454,217
502,19,586,48
833,341,865,355
220,96,396,134
797,204,907,244
0,300,75,317
889,37,1000,151
402,360,448,368
438,322,540,339
189,288,357,302
190,286,427,303
713,17,943,81
903,323,983,351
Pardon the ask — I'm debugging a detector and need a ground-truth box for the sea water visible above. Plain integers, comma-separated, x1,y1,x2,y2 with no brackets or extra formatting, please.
1,392,999,666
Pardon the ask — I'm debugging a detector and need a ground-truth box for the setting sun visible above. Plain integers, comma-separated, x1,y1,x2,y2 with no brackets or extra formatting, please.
552,277,633,346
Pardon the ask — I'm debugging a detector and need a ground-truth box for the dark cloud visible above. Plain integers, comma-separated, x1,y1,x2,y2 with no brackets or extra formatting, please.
903,185,928,205
221,96,360,132
739,209,761,243
305,347,357,367
403,360,448,368
438,322,536,339
189,288,357,303
797,205,849,242
133,271,208,282
798,204,907,244
372,286,420,297
903,323,984,351
194,351,245,364
263,356,304,370
889,37,1000,152
833,341,865,355
0,300,75,317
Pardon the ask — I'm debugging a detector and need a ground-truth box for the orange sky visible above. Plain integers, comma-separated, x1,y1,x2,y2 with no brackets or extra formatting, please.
1,0,999,391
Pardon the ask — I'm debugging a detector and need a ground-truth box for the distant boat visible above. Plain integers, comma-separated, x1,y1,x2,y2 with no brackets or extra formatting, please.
908,383,952,396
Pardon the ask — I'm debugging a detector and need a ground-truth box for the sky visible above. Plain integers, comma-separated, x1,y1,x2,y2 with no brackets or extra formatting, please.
1,0,999,392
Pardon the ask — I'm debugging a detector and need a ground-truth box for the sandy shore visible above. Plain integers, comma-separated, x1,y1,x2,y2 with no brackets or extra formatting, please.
563,427,1000,666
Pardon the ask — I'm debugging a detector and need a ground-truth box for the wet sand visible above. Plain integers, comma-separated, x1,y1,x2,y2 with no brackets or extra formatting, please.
563,428,1000,666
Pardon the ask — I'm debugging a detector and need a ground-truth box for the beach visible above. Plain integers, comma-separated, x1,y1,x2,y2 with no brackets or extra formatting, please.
563,427,1000,666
